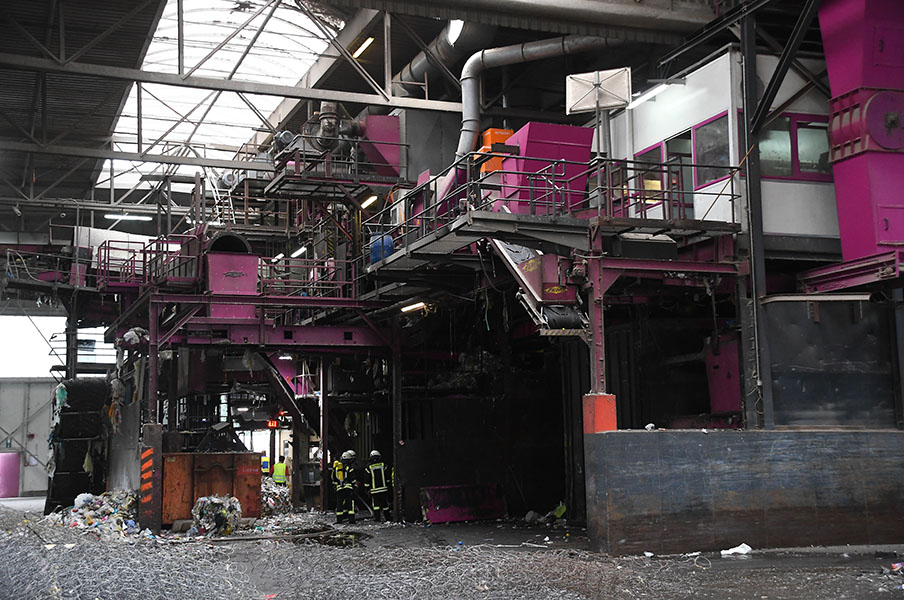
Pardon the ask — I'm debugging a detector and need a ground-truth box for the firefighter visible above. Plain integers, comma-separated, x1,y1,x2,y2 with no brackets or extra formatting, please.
332,450,357,524
364,450,389,522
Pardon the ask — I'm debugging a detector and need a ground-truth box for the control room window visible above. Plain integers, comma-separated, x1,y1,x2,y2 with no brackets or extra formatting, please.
760,116,793,177
737,112,832,182
693,114,730,187
797,121,830,175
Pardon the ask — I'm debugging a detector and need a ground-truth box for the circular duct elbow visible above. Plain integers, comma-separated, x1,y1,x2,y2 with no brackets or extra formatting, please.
208,231,253,254
393,21,496,98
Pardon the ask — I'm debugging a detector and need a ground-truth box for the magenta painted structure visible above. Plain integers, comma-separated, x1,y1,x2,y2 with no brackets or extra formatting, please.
0,453,20,498
704,333,742,414
499,122,594,214
206,253,259,318
820,0,904,261
420,483,506,524
359,115,401,177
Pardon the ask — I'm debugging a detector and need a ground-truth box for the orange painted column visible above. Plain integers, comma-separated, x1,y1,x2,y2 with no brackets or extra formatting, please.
583,394,617,433
138,423,163,533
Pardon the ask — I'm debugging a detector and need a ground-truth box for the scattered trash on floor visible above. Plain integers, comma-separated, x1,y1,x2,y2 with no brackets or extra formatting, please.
644,551,655,558
645,423,656,431
261,476,292,516
721,542,752,556
189,495,242,536
43,489,138,539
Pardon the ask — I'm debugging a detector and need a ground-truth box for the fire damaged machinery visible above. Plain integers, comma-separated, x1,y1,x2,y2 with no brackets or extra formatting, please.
2,0,904,554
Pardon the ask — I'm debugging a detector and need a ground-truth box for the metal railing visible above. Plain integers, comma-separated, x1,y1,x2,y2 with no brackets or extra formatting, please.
96,240,148,288
4,248,93,289
362,151,739,263
260,256,358,300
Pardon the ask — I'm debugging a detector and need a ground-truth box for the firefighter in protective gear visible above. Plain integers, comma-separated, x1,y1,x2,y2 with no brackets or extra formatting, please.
364,449,389,522
332,450,357,523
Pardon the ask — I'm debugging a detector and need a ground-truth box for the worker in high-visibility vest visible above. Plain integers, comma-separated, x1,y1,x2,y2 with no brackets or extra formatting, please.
260,453,270,475
332,450,357,524
364,450,389,522
272,455,288,485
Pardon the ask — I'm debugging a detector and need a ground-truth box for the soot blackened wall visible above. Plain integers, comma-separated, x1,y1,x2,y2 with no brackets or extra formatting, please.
585,430,904,555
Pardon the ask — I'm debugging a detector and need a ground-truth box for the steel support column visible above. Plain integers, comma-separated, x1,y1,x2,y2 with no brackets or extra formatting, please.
741,14,775,429
148,303,159,423
894,289,904,430
65,291,78,379
391,316,402,521
319,358,329,512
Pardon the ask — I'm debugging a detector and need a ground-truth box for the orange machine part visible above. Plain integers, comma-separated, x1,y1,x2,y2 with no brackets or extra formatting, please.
478,128,513,173
582,394,617,433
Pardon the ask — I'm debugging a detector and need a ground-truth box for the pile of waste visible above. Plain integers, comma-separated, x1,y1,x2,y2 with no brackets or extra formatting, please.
44,489,138,539
189,495,242,536
261,476,292,516
523,501,567,528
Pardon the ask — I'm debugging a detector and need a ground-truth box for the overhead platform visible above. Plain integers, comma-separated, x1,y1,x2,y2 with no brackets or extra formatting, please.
589,216,741,239
368,211,591,273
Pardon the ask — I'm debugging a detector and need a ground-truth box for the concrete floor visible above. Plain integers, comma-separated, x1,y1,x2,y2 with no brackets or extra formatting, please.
2,501,903,599
0,496,44,512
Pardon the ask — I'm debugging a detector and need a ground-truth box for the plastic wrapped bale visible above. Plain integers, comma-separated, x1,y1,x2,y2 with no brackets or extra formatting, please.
261,476,292,516
190,495,242,536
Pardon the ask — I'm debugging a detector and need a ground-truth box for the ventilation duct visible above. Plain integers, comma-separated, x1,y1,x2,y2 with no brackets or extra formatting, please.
456,35,623,158
393,21,496,98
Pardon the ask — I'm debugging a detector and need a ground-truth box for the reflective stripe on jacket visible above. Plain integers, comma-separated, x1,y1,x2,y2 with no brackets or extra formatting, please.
367,462,388,493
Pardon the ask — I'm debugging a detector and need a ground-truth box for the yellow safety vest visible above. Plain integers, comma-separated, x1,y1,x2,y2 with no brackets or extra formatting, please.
272,461,287,483
261,456,270,473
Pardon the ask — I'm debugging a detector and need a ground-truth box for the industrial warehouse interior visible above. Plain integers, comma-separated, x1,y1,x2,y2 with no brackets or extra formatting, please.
1,0,903,597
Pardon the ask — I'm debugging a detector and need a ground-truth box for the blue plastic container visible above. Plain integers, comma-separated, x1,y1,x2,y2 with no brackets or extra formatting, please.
369,234,394,264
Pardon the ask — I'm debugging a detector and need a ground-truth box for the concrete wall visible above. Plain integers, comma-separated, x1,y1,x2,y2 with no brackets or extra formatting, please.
584,430,904,555
0,378,56,495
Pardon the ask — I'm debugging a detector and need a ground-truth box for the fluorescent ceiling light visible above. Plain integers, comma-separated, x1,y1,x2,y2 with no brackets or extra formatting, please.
278,353,293,361
352,37,374,59
236,407,249,412
626,83,668,110
401,301,426,313
271,253,285,263
447,20,465,46
361,195,378,209
104,213,152,221
290,246,307,258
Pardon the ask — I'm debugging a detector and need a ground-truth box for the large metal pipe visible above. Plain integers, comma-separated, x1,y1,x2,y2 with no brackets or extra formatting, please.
456,36,623,157
393,21,496,98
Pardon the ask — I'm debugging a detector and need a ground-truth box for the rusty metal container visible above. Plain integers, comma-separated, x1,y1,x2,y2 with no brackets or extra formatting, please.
161,452,261,524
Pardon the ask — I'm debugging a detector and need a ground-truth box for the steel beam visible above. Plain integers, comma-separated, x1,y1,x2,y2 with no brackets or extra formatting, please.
658,0,776,73
755,25,830,99
0,53,464,113
750,0,822,133
0,140,275,171
64,0,160,65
